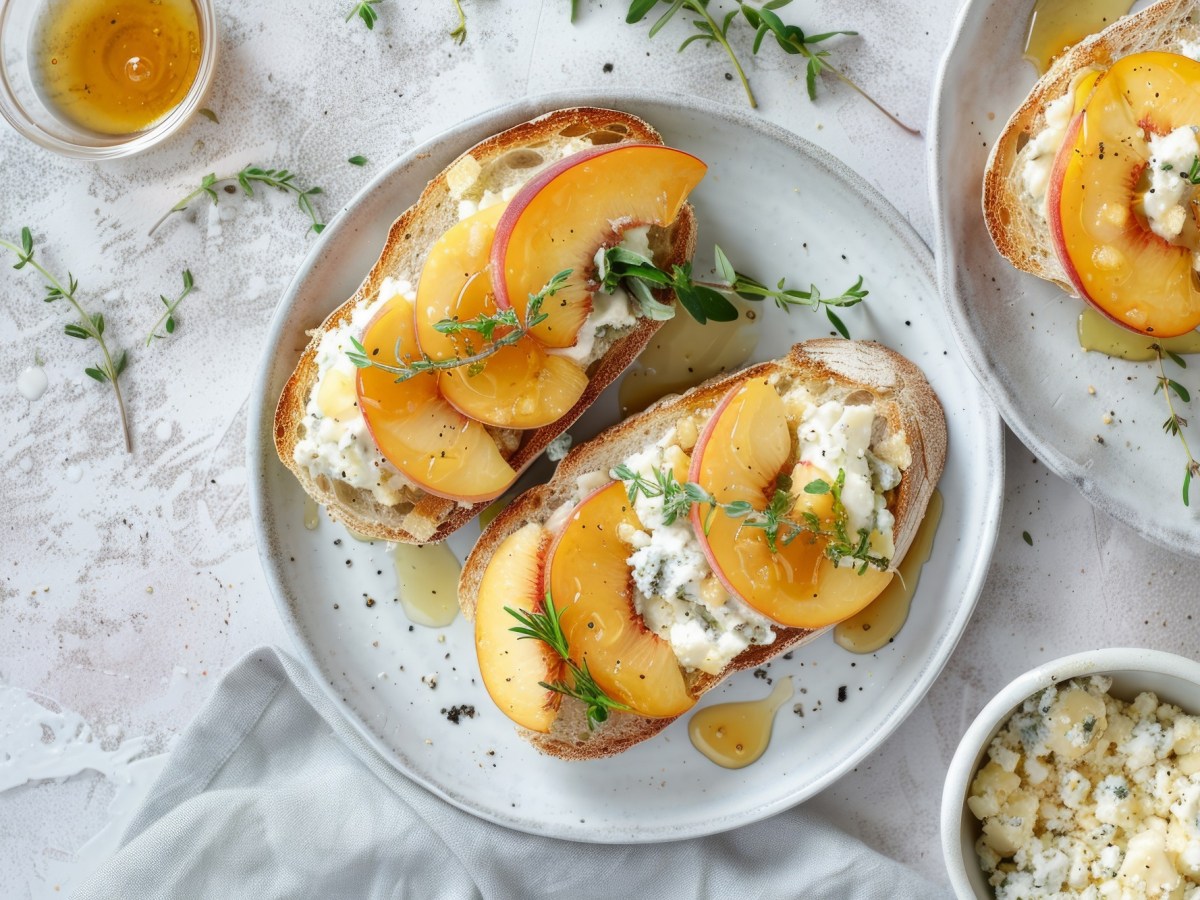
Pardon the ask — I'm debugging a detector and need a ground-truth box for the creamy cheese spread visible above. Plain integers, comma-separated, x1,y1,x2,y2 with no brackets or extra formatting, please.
293,278,416,506
615,434,775,676
970,676,1200,899
1022,87,1076,217
1146,126,1200,245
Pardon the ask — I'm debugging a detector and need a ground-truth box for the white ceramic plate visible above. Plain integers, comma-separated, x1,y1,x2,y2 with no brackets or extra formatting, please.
248,90,1003,843
931,0,1200,555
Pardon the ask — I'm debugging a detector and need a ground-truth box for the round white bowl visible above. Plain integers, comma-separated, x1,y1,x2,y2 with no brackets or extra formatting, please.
0,0,218,158
941,648,1200,898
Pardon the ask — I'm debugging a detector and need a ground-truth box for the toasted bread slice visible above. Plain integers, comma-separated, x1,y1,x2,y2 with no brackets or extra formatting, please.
459,340,948,760
983,0,1200,288
274,108,697,544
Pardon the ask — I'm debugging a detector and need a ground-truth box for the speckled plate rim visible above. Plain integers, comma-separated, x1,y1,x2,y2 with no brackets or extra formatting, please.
928,0,1198,556
940,647,1200,898
248,88,1005,843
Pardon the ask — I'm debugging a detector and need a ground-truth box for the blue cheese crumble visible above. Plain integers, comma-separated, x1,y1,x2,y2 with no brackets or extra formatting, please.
614,430,775,676
969,676,1200,898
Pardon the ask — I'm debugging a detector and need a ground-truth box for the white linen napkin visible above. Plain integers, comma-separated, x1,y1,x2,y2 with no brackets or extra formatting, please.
73,647,950,899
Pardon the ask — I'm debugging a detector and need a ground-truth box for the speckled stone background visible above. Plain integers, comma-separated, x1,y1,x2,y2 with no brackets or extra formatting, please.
2,0,1197,894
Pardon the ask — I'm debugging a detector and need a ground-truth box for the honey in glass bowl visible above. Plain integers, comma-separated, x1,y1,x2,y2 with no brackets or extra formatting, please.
35,0,202,135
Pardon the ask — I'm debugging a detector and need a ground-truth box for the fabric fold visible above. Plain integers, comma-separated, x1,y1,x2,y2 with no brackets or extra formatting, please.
74,646,950,900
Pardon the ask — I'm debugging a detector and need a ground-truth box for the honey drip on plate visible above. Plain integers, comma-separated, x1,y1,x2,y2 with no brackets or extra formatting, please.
618,300,761,416
392,543,460,628
689,676,793,769
834,490,943,654
303,497,320,531
1023,0,1135,74
36,0,202,135
1077,308,1200,361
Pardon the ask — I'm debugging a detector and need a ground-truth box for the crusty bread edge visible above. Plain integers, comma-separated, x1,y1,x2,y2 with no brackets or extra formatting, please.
273,107,697,544
459,339,948,760
982,0,1200,286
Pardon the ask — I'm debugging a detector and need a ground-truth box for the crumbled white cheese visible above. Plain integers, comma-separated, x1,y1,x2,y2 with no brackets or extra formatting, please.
970,676,1200,899
1145,126,1200,246
293,278,417,505
1180,39,1200,63
614,437,775,675
545,432,572,462
1022,87,1076,217
794,398,895,560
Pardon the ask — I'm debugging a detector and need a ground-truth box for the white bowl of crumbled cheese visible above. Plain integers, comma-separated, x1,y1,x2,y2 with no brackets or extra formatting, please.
942,648,1200,899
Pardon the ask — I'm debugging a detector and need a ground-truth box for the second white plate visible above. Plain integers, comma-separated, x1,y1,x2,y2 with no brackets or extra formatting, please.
931,0,1200,555
248,90,1003,842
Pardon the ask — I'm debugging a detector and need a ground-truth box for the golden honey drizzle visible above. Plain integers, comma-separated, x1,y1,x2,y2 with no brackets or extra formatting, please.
834,490,943,654
1077,308,1200,361
1023,0,1135,75
618,301,762,416
303,496,320,531
689,676,794,769
392,542,460,628
36,0,203,135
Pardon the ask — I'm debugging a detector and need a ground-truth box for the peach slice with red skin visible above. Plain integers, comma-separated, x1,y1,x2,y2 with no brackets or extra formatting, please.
1050,52,1200,336
474,523,565,733
414,204,589,429
547,480,695,718
355,293,517,502
490,144,707,349
688,379,892,629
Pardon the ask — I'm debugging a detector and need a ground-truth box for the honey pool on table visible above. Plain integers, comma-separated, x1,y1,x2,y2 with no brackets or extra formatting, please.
36,0,201,135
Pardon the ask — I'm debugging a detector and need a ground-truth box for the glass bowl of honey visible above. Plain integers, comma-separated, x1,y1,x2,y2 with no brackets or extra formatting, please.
0,0,217,159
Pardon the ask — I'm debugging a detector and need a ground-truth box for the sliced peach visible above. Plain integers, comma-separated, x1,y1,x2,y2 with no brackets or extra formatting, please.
688,380,892,629
547,481,694,718
414,203,507,362
413,204,589,428
355,294,517,502
491,144,707,348
474,523,565,733
1051,52,1200,336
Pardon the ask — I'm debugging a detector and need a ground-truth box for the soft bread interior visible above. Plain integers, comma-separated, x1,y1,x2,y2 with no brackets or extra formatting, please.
459,339,948,760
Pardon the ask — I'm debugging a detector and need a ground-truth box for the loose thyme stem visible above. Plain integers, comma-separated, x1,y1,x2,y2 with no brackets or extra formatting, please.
691,2,756,109
150,166,325,236
819,59,920,136
1153,344,1200,505
450,0,467,42
1,233,132,452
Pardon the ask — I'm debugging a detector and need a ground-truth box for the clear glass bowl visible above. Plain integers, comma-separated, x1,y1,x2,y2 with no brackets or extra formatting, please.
0,0,218,159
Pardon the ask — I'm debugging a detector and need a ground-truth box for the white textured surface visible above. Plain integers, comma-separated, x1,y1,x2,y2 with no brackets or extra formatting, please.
1,0,1195,894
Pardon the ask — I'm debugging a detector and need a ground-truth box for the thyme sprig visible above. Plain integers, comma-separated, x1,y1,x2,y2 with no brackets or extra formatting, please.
615,463,889,572
2,228,131,452
622,0,914,133
450,0,467,43
150,165,326,236
346,270,569,381
737,2,919,135
346,0,382,29
612,463,713,525
627,0,757,108
506,595,632,729
1152,344,1200,505
599,243,867,337
145,269,196,346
